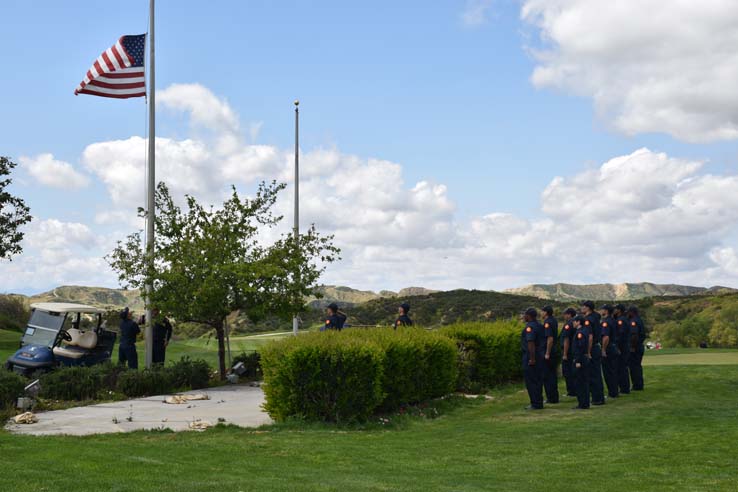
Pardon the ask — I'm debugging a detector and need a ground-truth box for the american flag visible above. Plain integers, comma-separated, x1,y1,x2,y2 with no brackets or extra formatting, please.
75,34,147,99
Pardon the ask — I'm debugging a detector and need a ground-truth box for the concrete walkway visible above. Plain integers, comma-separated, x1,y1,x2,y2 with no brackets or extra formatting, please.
5,384,271,436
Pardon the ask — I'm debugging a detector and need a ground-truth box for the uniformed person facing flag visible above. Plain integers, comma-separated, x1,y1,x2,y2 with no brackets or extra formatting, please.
627,306,646,390
521,307,545,410
571,315,591,409
560,307,578,397
322,303,347,331
599,304,619,399
614,304,631,394
395,303,413,328
541,306,559,404
581,301,605,405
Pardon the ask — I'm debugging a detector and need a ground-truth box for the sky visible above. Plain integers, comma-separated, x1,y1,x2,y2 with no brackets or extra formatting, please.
2,0,738,295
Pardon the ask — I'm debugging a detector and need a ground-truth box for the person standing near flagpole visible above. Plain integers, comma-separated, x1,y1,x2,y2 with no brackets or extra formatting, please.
75,0,157,368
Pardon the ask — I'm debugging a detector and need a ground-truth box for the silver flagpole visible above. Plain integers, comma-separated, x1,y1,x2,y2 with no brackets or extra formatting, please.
292,100,299,336
144,0,156,368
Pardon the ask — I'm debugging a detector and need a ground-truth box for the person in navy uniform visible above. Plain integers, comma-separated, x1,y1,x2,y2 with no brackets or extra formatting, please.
322,302,347,331
395,303,413,329
571,315,592,409
627,305,646,390
521,307,545,410
118,307,141,369
599,304,620,399
581,300,605,405
541,305,559,404
151,308,173,365
560,307,578,397
614,304,631,394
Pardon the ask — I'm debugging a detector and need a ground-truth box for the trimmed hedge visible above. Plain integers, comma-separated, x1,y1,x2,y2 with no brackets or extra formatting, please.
38,357,212,401
0,371,25,408
261,328,458,422
439,321,520,392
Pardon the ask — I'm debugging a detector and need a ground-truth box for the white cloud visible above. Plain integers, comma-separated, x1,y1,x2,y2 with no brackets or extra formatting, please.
5,84,738,294
461,0,495,27
521,0,738,142
19,153,90,189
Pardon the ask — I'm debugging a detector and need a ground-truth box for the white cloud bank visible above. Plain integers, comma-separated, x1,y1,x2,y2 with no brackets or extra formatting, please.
20,153,90,189
521,0,738,142
3,84,738,293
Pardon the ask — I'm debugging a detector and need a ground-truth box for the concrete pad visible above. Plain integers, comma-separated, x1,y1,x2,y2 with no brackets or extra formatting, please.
5,384,272,436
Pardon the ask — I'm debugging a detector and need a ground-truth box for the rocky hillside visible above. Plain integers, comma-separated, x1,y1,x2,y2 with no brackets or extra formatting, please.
504,282,737,301
308,285,439,308
29,286,144,311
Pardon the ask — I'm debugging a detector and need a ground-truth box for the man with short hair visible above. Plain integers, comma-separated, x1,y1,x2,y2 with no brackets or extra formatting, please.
581,300,605,405
599,304,620,399
118,307,140,369
571,315,592,409
614,304,631,394
322,302,347,331
541,305,559,404
395,303,413,328
560,307,578,397
152,308,173,365
627,306,646,390
521,307,545,410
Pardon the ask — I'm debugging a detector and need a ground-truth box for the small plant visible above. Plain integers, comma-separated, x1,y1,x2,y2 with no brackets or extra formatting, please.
0,371,25,409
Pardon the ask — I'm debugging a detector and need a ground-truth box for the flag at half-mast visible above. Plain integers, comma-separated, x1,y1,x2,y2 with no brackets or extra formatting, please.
75,34,146,98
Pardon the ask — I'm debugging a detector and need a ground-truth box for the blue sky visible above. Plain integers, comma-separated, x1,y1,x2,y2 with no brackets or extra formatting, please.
2,0,738,294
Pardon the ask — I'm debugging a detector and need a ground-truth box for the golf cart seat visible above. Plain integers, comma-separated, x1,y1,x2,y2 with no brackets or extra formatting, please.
53,328,98,359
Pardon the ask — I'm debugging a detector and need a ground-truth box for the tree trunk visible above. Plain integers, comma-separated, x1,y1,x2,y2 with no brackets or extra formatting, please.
215,321,227,381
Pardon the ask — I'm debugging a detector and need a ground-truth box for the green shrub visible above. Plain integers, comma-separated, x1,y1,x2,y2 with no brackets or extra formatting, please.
0,371,25,408
262,332,385,423
232,351,262,379
40,365,106,401
118,366,175,398
168,356,211,389
440,321,521,392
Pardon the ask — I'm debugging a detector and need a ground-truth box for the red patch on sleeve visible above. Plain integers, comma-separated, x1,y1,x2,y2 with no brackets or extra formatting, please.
544,323,550,328
577,333,583,339
631,322,636,327
584,320,590,326
325,320,330,325
618,320,623,325
602,322,608,327
526,327,532,333
564,326,570,331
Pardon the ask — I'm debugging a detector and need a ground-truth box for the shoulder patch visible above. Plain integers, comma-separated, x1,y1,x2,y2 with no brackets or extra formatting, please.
584,320,590,326
602,322,608,327
526,326,532,333
325,320,330,325
631,321,636,327
564,325,570,331
544,323,550,328
618,320,623,325
396,320,401,326
577,333,583,339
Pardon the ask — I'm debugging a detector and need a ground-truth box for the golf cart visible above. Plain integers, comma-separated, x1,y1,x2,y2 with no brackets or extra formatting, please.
5,303,117,376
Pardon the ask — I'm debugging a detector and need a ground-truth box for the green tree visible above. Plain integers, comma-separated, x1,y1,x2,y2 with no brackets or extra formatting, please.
709,305,738,347
107,181,340,378
0,156,32,260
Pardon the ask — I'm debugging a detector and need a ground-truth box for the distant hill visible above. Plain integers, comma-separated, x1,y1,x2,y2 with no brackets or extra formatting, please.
503,282,737,301
29,285,144,311
307,285,439,308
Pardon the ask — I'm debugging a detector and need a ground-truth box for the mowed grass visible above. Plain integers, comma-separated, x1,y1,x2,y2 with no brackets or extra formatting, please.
1,352,737,491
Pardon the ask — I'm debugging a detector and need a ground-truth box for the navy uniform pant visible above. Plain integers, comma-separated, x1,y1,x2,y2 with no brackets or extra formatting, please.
617,347,630,393
562,357,576,396
543,357,559,403
602,347,620,398
118,345,138,369
523,358,544,408
152,341,167,364
629,347,645,390
574,359,590,408
589,345,605,403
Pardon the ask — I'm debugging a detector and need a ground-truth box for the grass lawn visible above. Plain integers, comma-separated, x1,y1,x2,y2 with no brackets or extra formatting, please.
1,352,736,491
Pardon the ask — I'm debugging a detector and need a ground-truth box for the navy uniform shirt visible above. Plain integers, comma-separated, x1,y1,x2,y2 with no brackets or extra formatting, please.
521,321,544,361
601,316,617,353
572,324,592,363
629,316,646,347
584,314,601,344
324,312,347,331
153,317,173,344
119,318,141,348
395,314,413,328
616,316,629,351
543,316,559,355
560,320,575,357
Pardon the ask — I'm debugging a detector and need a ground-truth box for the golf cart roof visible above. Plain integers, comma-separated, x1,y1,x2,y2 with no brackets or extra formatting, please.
30,302,105,314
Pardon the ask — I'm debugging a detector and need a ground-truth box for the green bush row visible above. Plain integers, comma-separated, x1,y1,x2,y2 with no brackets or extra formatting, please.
0,371,25,409
38,357,211,401
439,321,520,393
261,325,502,423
